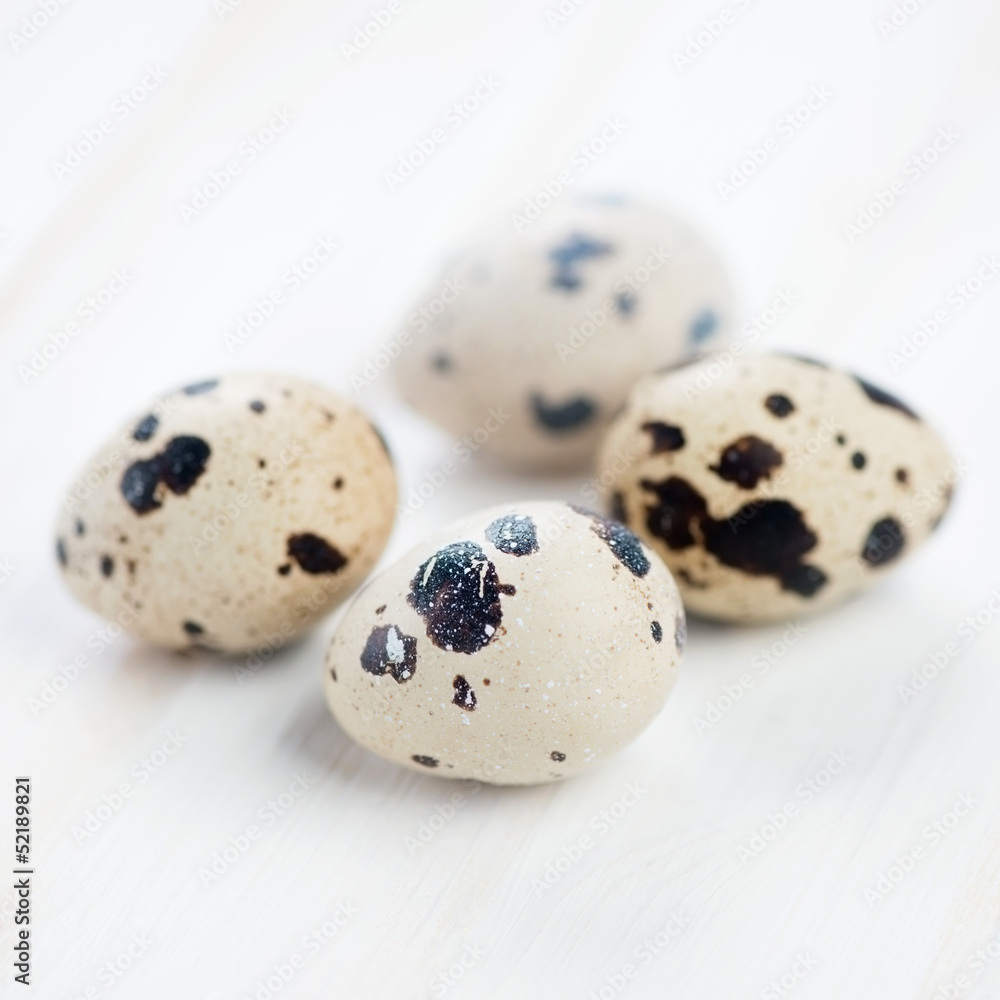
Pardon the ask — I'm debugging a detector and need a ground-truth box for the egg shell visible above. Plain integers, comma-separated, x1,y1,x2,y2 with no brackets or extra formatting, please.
323,501,685,785
597,352,956,623
55,372,397,654
394,195,735,471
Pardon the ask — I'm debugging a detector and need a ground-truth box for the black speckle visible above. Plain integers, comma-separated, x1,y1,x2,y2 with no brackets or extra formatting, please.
333,477,344,490
412,755,439,768
702,501,826,596
486,514,538,556
258,459,266,468
483,678,491,686
640,477,708,550
854,376,919,420
121,436,211,515
126,559,136,575
133,414,159,441
499,583,516,596
56,539,67,567
570,505,650,577
710,436,783,489
182,379,218,395
100,555,114,578
375,604,386,615
360,624,418,683
549,233,613,291
531,393,597,432
642,421,685,453
120,457,165,514
690,309,718,343
329,667,337,682
765,394,794,418
615,290,637,315
641,476,828,598
431,353,452,372
674,616,687,650
610,491,627,523
287,533,348,575
851,451,866,470
159,436,211,496
651,621,662,643
452,675,477,710
249,400,266,413
408,542,504,654
277,564,291,576
778,564,829,597
75,519,85,536
550,751,566,762
836,435,846,446
183,621,204,636
895,468,909,484
862,517,906,567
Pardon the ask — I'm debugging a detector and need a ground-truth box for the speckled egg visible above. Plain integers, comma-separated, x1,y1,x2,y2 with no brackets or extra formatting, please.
597,352,956,623
323,501,685,784
393,195,735,471
56,373,397,654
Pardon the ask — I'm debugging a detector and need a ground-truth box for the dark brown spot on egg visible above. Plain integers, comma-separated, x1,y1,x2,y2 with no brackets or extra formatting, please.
360,624,418,682
408,542,503,654
861,517,906,567
651,621,663,642
851,451,866,470
640,477,709,549
486,514,538,556
452,675,477,709
765,394,794,417
642,421,685,453
641,477,828,598
550,751,566,762
569,505,650,577
412,755,439,768
710,436,783,489
183,621,204,636
277,564,291,576
133,414,158,441
287,533,348,574
182,379,218,395
100,555,114,578
249,400,266,414
854,376,919,419
56,539,67,567
121,436,211,514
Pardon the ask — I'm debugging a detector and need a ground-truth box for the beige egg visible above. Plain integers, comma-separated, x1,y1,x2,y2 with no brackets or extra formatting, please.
393,195,734,472
597,352,956,623
55,372,397,654
323,501,685,785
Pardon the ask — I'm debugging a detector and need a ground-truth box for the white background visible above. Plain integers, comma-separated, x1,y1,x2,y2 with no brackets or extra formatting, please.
2,0,1000,997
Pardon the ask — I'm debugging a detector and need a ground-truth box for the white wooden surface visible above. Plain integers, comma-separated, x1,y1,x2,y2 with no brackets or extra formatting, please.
3,1,1000,997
